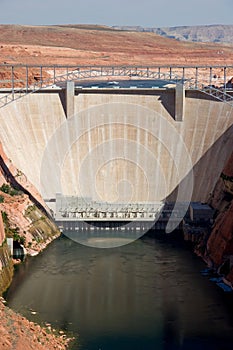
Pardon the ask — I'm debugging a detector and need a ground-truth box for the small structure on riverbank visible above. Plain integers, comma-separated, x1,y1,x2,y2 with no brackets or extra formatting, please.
189,202,214,223
183,202,214,242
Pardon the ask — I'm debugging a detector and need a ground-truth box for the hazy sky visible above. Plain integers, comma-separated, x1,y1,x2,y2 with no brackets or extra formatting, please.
0,0,232,27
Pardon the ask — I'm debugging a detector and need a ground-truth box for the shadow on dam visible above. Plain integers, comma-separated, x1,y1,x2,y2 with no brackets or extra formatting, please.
167,122,233,202
73,87,177,119
34,84,177,121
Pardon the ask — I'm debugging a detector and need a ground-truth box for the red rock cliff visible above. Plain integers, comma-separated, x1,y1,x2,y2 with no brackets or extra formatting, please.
0,141,60,255
205,151,233,284
0,142,70,350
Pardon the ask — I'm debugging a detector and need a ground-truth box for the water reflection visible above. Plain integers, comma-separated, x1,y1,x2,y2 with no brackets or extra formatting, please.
5,235,233,350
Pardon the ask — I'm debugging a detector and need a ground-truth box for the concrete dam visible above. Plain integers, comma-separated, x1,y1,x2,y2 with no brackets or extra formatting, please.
0,65,233,235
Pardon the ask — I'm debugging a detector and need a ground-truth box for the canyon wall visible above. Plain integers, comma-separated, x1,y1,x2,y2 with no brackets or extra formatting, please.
0,139,61,296
0,142,68,350
202,151,233,284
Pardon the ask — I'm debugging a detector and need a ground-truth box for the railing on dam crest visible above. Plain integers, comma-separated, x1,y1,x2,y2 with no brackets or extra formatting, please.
0,65,233,108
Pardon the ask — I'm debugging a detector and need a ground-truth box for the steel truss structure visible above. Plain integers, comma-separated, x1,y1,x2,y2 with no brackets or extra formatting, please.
0,65,232,108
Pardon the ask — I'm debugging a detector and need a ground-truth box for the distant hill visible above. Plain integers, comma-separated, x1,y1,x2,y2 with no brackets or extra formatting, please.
1,24,233,66
112,25,233,44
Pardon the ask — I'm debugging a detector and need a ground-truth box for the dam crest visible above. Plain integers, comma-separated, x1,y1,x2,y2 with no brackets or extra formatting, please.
0,65,232,233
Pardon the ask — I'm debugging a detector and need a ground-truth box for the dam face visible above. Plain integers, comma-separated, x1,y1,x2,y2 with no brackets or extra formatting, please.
0,88,232,206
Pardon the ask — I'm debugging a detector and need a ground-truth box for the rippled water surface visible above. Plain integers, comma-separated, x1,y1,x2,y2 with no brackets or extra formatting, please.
5,234,233,350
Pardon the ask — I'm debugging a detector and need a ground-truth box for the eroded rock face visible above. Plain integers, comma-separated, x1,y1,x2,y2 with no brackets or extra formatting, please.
0,143,68,350
0,141,60,255
0,300,71,350
207,201,233,266
209,152,233,212
0,142,50,214
204,151,233,283
0,139,60,301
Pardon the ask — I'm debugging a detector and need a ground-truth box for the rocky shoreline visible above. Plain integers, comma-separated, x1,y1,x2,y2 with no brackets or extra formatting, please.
0,234,75,350
184,151,233,289
0,141,74,349
0,297,73,350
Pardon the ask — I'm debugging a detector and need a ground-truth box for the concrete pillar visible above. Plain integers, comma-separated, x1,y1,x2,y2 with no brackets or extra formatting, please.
66,81,75,119
7,238,13,256
175,83,185,121
55,193,62,219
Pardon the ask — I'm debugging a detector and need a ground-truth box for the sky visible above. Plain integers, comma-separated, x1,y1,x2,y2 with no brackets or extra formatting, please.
0,0,232,28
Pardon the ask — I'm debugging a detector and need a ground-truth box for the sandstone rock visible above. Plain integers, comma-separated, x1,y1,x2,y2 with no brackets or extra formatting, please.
204,151,233,283
207,201,233,266
0,141,60,254
0,301,71,350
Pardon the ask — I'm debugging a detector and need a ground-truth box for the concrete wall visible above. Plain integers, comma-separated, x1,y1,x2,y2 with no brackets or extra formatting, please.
0,242,14,294
0,214,5,246
0,89,232,203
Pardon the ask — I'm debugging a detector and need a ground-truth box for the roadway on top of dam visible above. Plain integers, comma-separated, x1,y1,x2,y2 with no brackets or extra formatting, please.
0,79,179,92
56,79,176,90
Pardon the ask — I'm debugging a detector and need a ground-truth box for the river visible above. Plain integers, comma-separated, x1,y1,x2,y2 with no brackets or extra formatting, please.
4,233,233,350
